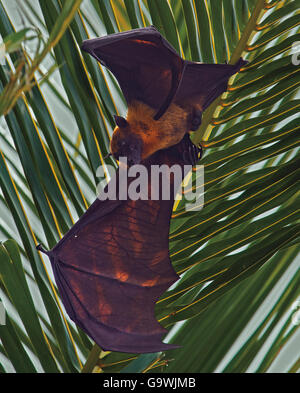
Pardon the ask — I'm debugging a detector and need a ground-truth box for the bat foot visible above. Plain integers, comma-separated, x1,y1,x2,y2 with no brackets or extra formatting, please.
190,109,202,131
181,134,202,165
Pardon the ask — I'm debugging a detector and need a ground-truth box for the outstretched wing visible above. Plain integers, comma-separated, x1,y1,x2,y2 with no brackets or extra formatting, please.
40,135,199,353
175,58,247,121
81,26,184,120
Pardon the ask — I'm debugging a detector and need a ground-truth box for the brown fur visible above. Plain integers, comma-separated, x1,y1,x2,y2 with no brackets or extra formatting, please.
110,101,191,160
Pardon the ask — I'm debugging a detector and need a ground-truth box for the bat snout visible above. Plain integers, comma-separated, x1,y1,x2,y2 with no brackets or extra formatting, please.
127,145,142,166
111,134,143,166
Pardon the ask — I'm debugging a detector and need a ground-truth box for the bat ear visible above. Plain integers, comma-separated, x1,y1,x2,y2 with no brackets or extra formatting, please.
114,115,128,128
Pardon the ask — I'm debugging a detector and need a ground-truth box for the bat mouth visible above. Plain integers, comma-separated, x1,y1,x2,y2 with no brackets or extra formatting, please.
127,147,142,166
113,136,143,166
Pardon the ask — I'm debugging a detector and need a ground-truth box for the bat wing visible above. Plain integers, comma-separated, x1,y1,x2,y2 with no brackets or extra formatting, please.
175,58,247,116
81,26,184,120
39,136,198,353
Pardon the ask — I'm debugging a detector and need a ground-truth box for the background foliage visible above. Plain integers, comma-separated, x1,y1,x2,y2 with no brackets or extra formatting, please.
0,0,299,373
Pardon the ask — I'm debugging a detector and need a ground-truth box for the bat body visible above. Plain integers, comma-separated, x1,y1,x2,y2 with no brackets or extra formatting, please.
81,26,246,165
111,100,190,164
38,135,201,353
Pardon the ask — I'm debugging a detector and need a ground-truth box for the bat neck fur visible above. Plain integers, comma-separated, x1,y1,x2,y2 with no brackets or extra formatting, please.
125,101,189,159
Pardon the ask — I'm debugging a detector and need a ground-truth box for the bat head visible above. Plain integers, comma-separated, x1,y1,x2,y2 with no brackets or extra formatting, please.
110,115,143,166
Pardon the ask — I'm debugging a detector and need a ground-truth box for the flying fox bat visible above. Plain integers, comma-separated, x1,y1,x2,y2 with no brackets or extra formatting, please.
81,26,246,165
37,135,202,353
37,27,246,354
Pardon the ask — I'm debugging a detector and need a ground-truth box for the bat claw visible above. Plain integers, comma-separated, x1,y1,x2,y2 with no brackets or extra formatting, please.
193,145,199,164
190,109,202,131
189,144,201,165
36,243,49,255
181,134,202,165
